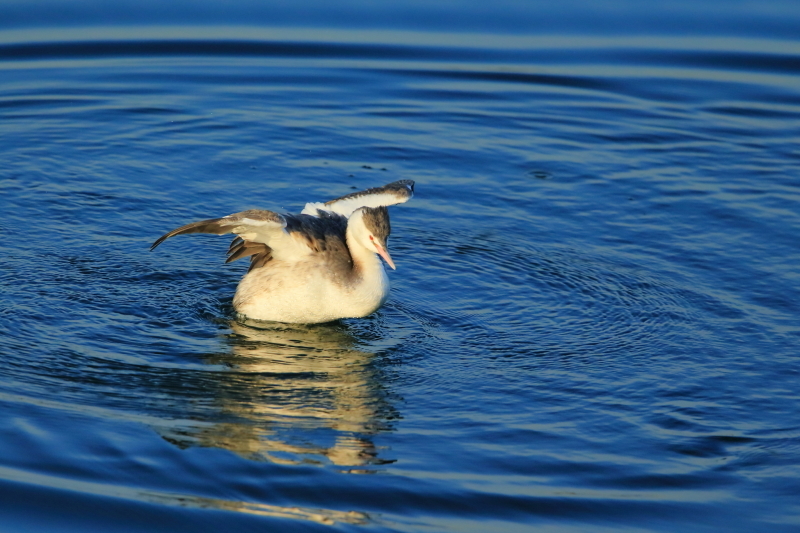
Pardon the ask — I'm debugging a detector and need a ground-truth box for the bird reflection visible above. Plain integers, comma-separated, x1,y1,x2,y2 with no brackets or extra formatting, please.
158,319,398,470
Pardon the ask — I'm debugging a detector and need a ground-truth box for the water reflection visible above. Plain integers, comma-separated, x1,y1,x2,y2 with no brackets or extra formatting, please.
159,319,398,470
144,491,369,526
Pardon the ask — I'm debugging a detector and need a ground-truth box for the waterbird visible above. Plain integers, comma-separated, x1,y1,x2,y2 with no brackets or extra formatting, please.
150,180,414,323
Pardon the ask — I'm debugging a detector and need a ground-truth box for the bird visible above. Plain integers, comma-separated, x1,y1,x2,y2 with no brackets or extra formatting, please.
150,180,414,323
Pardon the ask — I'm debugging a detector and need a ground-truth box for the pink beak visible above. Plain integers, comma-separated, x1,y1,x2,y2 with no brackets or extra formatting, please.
375,243,396,270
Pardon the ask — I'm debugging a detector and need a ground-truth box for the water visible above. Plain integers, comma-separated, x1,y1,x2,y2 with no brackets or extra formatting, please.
2,1,800,531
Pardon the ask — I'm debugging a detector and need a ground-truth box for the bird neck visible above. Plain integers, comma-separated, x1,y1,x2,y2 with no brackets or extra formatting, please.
345,217,384,281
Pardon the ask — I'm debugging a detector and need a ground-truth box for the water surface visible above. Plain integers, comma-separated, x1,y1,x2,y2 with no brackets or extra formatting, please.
1,3,800,532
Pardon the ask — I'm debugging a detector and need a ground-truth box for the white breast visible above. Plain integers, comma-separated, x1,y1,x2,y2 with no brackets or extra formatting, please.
232,256,390,323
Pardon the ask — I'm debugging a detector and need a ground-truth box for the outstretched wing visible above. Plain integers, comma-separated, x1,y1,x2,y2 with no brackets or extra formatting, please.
301,179,414,217
150,209,310,269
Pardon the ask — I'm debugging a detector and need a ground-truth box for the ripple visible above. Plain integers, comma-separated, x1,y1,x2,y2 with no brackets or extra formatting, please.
399,225,705,366
1,21,800,532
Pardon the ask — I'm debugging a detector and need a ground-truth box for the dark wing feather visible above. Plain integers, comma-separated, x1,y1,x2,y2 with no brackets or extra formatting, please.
226,236,273,271
247,249,273,271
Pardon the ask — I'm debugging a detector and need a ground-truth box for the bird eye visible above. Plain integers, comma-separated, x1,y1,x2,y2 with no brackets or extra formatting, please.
369,235,374,241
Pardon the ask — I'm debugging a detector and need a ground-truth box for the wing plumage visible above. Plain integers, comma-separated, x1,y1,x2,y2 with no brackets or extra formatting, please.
150,209,304,269
150,209,286,249
151,180,414,273
301,179,414,217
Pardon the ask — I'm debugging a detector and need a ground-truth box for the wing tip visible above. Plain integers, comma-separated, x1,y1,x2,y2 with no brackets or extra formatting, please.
320,179,416,216
150,233,172,251
148,217,226,252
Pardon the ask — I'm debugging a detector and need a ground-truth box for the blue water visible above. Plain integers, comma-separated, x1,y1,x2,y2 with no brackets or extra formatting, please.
2,1,800,532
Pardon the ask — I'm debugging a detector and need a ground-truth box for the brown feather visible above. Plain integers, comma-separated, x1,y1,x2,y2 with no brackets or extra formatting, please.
150,217,231,251
226,240,271,264
248,250,273,271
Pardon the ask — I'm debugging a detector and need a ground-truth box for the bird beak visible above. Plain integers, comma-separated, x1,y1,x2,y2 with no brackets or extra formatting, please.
375,243,396,270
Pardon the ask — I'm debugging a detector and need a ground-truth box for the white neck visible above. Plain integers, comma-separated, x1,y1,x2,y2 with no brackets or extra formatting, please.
345,213,389,302
345,215,380,276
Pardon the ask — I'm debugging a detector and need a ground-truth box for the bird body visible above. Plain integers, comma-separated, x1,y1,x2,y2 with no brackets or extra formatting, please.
151,180,414,323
